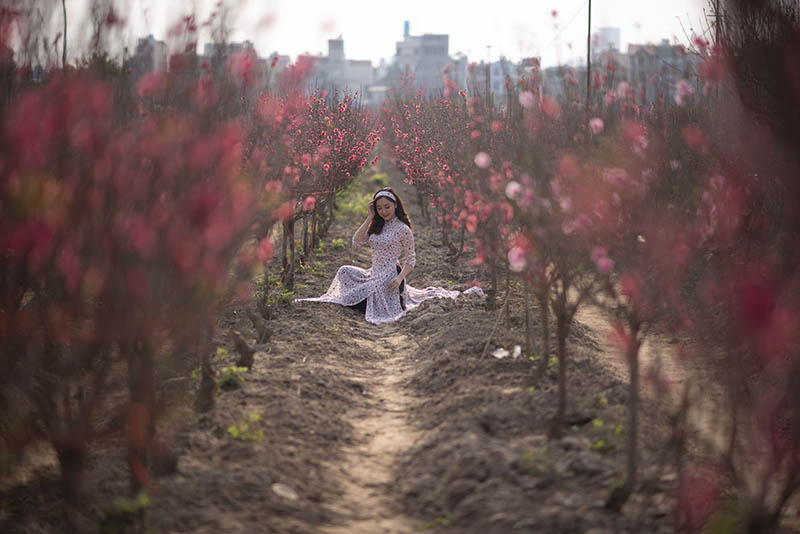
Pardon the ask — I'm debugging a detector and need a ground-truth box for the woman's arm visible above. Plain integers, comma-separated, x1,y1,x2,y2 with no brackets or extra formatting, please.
352,201,375,246
388,227,416,291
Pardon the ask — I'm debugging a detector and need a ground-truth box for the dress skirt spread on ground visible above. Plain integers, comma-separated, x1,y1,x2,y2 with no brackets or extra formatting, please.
294,217,481,325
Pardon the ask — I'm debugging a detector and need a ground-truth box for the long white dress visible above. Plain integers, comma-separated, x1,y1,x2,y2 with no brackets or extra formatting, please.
294,217,470,324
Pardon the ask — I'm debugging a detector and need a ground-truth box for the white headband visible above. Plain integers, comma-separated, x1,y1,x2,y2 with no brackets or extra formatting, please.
375,191,397,203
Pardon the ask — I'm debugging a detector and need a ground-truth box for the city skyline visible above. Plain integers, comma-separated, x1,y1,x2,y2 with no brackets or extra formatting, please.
61,0,711,68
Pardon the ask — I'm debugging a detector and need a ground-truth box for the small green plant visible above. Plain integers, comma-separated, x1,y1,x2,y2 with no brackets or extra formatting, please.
101,490,151,530
369,172,389,186
310,261,327,277
215,347,228,360
227,412,264,441
548,356,558,369
419,515,452,530
520,444,551,475
324,323,343,336
526,385,536,393
330,237,345,249
589,418,621,453
256,273,295,306
218,366,248,390
590,438,615,453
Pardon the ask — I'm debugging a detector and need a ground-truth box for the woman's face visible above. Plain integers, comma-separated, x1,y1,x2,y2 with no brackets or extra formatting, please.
375,197,396,221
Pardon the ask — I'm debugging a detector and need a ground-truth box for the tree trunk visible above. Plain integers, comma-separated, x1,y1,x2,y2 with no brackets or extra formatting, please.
536,287,550,377
418,192,429,221
504,265,511,328
486,260,498,310
287,219,296,290
281,223,288,273
195,343,216,414
607,323,642,511
308,210,317,261
301,216,309,262
524,283,532,360
549,312,569,439
126,342,155,493
55,439,86,509
626,328,641,496
281,219,296,290
62,0,67,68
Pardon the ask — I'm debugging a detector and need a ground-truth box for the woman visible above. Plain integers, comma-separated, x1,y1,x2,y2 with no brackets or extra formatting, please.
295,187,478,324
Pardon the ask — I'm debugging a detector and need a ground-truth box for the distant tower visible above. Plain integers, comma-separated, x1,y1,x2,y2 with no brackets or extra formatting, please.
328,38,344,61
596,27,621,51
404,20,410,37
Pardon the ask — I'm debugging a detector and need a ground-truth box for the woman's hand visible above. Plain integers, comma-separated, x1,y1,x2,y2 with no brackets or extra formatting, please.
367,200,375,220
387,276,403,292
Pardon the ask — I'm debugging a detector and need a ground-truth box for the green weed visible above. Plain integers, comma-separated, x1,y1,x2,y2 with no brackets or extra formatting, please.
369,172,389,187
227,412,264,441
520,444,551,475
218,366,248,390
418,515,452,530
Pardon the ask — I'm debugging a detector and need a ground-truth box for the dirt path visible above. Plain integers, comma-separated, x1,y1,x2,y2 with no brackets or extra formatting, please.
319,329,420,534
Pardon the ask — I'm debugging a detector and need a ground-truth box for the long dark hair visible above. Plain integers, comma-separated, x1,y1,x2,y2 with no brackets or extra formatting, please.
367,187,413,236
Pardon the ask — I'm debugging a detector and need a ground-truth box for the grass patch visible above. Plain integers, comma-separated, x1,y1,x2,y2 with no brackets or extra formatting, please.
254,274,295,307
335,182,372,219
368,172,389,187
227,412,264,441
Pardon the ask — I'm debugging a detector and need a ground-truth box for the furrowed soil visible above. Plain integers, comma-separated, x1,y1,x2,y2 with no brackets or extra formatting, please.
3,163,799,533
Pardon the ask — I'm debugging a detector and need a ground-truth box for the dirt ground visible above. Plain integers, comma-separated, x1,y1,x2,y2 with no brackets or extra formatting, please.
2,163,799,533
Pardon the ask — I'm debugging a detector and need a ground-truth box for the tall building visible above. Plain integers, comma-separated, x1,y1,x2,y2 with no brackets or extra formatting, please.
393,23,452,94
627,39,696,104
131,34,167,73
303,37,375,95
595,27,621,54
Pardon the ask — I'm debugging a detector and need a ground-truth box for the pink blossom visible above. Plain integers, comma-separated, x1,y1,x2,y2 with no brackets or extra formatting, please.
466,214,478,233
589,117,604,134
693,35,709,54
505,181,522,200
674,79,694,105
561,220,578,235
602,167,629,186
257,237,274,262
518,91,535,109
596,256,614,274
541,95,561,119
302,196,317,212
508,246,527,272
474,152,492,169
681,124,707,151
616,81,632,98
591,246,608,263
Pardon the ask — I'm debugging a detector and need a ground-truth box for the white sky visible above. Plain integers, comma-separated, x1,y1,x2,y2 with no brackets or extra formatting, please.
66,0,712,67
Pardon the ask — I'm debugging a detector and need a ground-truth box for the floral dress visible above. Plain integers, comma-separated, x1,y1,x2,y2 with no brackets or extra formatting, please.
295,217,466,324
